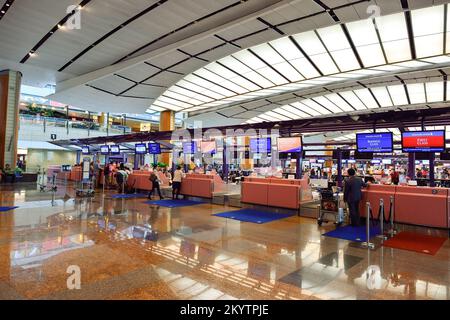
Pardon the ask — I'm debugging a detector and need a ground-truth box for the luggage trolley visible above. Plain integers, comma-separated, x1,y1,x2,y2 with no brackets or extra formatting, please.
317,187,346,226
39,169,57,192
76,157,95,198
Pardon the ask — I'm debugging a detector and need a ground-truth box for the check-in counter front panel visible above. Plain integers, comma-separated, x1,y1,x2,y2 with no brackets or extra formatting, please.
361,184,449,228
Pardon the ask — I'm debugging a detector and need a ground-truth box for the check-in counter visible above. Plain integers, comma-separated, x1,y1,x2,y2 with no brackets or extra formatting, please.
360,184,449,229
395,186,448,229
360,184,396,221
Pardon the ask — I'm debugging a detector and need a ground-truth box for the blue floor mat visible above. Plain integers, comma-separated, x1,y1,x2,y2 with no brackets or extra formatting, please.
213,209,295,224
144,199,206,208
0,206,18,212
323,225,381,242
111,193,148,199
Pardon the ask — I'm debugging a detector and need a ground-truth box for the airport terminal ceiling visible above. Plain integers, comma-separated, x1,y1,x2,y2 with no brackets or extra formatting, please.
1,0,450,125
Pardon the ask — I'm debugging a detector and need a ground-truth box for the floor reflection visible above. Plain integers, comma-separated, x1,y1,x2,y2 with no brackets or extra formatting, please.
0,183,449,300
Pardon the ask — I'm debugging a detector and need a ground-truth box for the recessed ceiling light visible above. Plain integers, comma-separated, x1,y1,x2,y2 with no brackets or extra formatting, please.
1,11,5,14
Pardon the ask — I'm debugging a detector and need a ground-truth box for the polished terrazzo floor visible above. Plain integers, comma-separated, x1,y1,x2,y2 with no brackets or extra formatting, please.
0,182,449,300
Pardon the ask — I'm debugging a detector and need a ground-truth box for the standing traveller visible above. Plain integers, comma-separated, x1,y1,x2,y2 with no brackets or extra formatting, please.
343,168,367,227
172,165,184,200
148,170,164,200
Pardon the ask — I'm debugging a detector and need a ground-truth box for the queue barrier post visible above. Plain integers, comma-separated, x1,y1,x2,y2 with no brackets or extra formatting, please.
361,202,375,250
377,199,388,240
387,195,398,236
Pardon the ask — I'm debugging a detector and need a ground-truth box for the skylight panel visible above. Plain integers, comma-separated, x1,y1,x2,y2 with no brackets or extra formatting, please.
301,99,332,114
153,101,183,111
170,86,213,103
232,50,265,70
281,105,309,118
265,111,291,121
177,80,224,100
238,70,273,88
255,67,288,86
291,101,322,116
354,88,379,109
195,69,247,94
312,96,343,113
344,21,385,66
289,58,321,78
425,81,444,102
158,96,193,109
329,49,361,71
407,83,426,104
371,87,393,107
387,85,408,106
308,53,340,75
148,105,166,112
272,62,304,82
293,31,327,55
226,75,261,91
275,107,302,119
258,114,281,122
411,5,444,58
206,63,242,81
269,37,304,60
325,93,354,112
220,55,253,74
165,90,204,105
376,12,411,63
420,56,450,64
317,25,350,51
251,43,285,65
340,91,367,110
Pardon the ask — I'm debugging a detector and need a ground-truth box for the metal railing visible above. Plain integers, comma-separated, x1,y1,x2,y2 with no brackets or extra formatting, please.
19,114,131,135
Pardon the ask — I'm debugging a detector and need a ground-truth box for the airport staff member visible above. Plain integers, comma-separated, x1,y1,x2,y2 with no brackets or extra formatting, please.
343,168,367,227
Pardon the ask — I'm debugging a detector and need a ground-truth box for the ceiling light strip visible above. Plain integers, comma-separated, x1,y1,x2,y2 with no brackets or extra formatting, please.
0,0,15,21
20,0,92,64
114,0,246,64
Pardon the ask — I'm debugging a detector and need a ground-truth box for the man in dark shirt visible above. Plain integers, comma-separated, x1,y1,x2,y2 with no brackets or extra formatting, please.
344,168,367,227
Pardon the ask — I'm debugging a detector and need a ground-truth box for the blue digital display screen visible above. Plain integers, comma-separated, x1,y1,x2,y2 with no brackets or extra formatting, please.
182,141,197,154
356,133,393,153
100,145,109,155
148,143,161,154
135,143,147,154
110,145,120,154
82,146,90,155
249,138,271,153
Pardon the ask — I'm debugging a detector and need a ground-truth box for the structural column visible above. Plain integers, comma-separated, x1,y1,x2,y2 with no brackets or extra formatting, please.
0,70,22,169
159,110,175,166
408,153,415,180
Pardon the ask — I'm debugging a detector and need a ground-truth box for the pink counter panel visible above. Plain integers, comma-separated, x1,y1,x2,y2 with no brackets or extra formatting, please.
395,186,448,229
360,184,396,220
360,184,449,229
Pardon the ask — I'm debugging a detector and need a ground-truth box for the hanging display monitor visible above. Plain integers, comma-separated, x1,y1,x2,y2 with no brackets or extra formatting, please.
332,150,350,160
354,151,373,160
110,145,120,154
182,141,197,154
249,138,271,153
440,150,450,161
100,145,109,155
277,137,302,153
356,132,393,153
200,141,216,154
148,143,161,154
402,130,445,152
382,159,392,165
135,143,147,154
81,146,90,155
